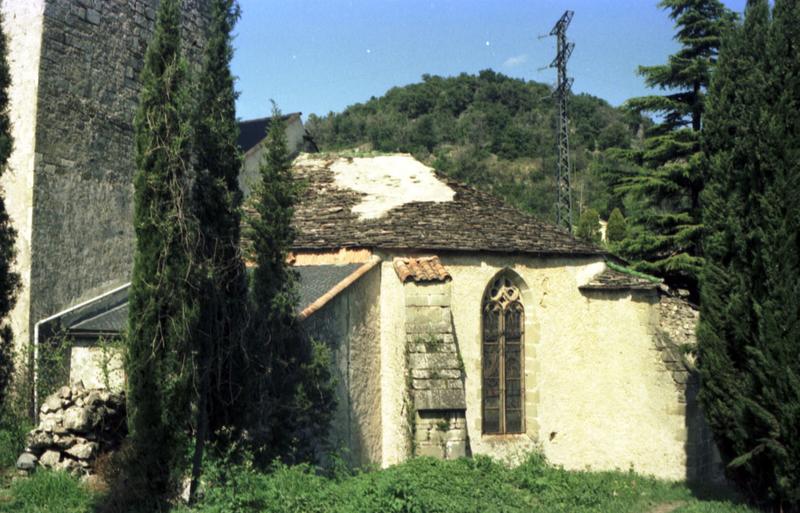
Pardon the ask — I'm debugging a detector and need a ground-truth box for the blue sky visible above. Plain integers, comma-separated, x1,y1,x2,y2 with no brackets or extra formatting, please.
231,0,748,121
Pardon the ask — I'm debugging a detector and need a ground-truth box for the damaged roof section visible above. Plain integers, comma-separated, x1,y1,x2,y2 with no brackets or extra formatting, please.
394,256,451,283
290,154,605,257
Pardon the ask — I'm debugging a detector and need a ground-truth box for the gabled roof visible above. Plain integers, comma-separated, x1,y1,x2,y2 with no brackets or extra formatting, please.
237,113,302,154
290,154,605,256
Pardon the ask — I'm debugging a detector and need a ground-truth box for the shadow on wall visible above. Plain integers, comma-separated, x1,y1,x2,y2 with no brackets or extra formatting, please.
299,266,383,469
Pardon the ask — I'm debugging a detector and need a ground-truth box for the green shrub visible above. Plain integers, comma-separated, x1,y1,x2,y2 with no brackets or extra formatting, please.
179,453,759,513
0,410,30,469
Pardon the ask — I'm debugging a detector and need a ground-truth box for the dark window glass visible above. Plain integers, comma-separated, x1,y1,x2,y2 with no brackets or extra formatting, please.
482,277,525,435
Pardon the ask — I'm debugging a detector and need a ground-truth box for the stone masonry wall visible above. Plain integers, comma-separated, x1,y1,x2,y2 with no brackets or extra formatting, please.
656,290,723,482
404,280,468,460
20,0,211,343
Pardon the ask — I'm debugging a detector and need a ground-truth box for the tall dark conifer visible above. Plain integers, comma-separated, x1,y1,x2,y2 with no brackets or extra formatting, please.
125,0,198,507
247,107,334,465
699,1,800,509
189,0,247,499
0,12,18,410
605,0,735,293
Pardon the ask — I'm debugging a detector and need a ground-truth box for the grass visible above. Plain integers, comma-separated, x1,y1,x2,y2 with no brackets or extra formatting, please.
0,454,759,513
0,471,96,513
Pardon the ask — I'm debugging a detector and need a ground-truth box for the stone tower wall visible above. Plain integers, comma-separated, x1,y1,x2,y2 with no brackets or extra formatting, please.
1,0,46,355
1,0,211,350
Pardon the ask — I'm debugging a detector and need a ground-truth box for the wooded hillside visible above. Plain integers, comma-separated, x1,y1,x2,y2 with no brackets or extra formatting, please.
306,70,645,221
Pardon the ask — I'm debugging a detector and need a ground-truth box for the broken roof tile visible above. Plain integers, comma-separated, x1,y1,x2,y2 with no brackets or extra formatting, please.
394,256,451,283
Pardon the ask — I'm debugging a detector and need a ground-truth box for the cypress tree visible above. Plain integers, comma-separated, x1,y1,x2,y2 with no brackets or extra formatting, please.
189,0,247,500
575,208,601,244
125,0,198,507
699,1,800,509
606,207,627,244
0,11,18,411
605,0,736,293
247,107,335,465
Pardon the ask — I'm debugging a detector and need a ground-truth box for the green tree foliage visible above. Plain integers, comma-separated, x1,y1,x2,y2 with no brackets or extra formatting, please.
606,208,627,243
699,1,800,510
0,12,17,412
247,106,335,465
603,0,736,293
575,208,601,244
306,70,641,222
124,0,198,507
189,0,248,500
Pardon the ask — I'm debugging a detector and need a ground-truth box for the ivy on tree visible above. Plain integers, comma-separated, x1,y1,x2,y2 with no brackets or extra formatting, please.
189,0,248,501
124,0,198,507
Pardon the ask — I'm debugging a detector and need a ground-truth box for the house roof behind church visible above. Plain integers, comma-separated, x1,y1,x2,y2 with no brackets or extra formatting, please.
290,154,605,256
237,113,302,154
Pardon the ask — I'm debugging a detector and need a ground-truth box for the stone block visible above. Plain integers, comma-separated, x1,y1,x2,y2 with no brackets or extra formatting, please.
40,450,61,468
427,294,451,307
41,394,63,414
445,441,467,459
404,294,429,307
414,389,466,410
406,306,450,325
66,441,98,460
416,443,445,459
16,453,37,471
408,341,458,354
446,427,466,442
64,406,92,432
408,352,461,370
406,321,452,334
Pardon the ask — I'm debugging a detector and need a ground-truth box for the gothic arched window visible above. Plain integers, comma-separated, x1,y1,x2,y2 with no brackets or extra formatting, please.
482,275,524,434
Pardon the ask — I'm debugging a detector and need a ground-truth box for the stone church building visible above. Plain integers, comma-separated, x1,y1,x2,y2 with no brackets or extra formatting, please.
1,0,717,483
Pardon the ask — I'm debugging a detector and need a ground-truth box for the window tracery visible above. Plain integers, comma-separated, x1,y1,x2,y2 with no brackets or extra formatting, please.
482,275,524,434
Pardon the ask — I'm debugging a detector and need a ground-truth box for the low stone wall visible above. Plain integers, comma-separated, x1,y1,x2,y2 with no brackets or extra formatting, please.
16,384,126,475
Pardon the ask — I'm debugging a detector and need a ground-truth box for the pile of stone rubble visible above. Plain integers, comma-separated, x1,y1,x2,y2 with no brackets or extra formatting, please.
16,383,126,475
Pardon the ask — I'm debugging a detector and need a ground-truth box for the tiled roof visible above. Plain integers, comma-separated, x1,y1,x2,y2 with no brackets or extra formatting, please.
289,155,606,256
394,256,451,283
579,267,660,291
40,263,362,340
295,264,362,310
